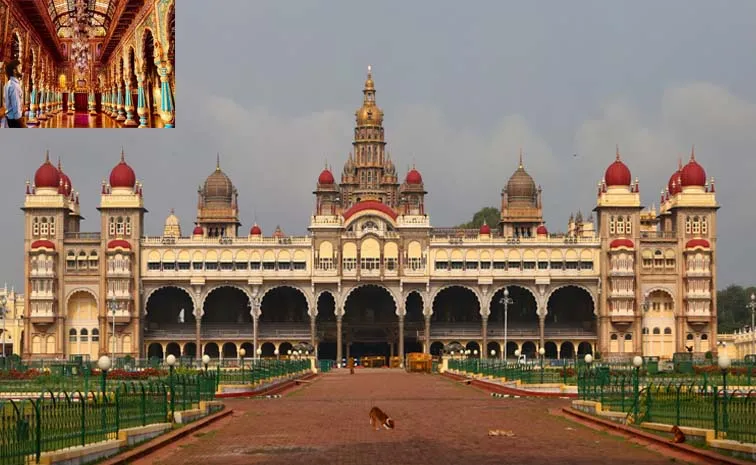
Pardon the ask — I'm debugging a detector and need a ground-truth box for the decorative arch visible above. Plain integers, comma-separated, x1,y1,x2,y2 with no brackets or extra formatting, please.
259,285,312,321
144,284,196,315
489,284,539,312
65,288,99,308
201,283,251,307
431,284,482,313
343,284,399,316
545,284,597,316
643,286,676,310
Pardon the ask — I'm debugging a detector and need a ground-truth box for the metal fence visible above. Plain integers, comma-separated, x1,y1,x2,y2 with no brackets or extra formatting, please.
0,373,216,465
448,358,579,385
578,368,756,444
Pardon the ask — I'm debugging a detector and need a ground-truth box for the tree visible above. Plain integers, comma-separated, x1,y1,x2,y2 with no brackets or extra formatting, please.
716,285,756,333
458,207,499,229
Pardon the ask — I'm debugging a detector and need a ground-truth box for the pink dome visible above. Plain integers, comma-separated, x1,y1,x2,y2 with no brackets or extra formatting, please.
406,168,423,185
318,168,334,185
536,225,548,235
250,224,262,235
34,153,60,189
109,151,136,188
479,223,491,235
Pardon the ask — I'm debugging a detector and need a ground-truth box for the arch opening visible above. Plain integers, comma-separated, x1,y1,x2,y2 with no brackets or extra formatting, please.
546,286,596,336
203,286,251,324
343,285,397,362
144,287,195,346
431,286,480,327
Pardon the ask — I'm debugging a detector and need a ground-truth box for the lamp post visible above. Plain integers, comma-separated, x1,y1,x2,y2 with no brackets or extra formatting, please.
747,293,756,334
718,353,731,436
239,348,246,383
632,355,643,421
97,355,111,431
0,295,7,358
539,347,546,383
640,297,650,356
107,299,118,356
166,354,176,420
499,288,514,361
202,354,210,373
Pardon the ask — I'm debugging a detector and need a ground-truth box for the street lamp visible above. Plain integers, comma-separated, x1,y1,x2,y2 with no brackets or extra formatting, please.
718,353,731,435
166,354,177,420
239,348,246,383
632,355,643,421
539,347,546,383
107,299,118,356
499,288,514,361
202,354,210,373
0,295,7,358
97,355,111,396
490,349,496,358
747,293,756,334
274,348,279,360
640,297,650,356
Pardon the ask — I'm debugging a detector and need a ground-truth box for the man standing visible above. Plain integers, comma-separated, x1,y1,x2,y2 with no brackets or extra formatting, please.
3,60,24,128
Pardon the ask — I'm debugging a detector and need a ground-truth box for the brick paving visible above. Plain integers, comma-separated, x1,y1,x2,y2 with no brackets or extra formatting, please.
137,369,689,465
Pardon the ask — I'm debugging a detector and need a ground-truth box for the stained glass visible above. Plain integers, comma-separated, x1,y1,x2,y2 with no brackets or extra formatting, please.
47,0,115,37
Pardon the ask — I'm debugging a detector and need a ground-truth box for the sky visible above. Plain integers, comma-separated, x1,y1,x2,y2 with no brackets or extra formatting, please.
2,0,756,289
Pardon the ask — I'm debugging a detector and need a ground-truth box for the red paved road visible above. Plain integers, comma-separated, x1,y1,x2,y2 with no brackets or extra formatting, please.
139,369,689,465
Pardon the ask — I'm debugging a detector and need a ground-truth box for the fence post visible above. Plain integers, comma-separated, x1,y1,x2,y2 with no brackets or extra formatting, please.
32,398,41,463
713,386,719,438
141,383,146,426
115,389,120,435
81,393,87,447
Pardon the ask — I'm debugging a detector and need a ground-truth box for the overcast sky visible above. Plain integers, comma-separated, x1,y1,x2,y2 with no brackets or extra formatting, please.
2,0,755,289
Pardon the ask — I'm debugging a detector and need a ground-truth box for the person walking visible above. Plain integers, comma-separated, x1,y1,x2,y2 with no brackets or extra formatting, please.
3,60,25,128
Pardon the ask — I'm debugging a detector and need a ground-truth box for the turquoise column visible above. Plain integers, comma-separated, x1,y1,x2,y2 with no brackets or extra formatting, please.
68,90,74,114
158,68,174,128
27,86,39,127
136,73,148,127
124,81,137,126
116,84,126,121
37,87,47,120
88,91,96,115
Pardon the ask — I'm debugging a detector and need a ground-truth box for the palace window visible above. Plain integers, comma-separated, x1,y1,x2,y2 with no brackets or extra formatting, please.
116,217,125,236
701,217,708,235
450,260,463,270
550,261,564,270
434,261,449,271
493,261,506,270
342,258,356,271
49,218,55,236
609,216,615,234
262,261,276,270
164,261,177,271
465,261,479,270
692,216,700,235
88,251,98,270
565,261,579,270
663,328,672,335
234,261,247,270
617,216,625,234
580,261,593,270
278,261,291,270
507,261,521,270
685,217,691,234
665,258,675,268
40,218,49,236
33,218,39,236
406,257,424,270
147,262,161,271
538,261,549,270
192,261,203,270
78,251,88,269
67,251,76,270
250,261,261,270
293,261,306,270
80,328,88,343
109,218,115,236
480,260,491,269
522,261,536,270
653,327,660,335
610,334,618,340
178,261,191,271
625,333,632,340
625,218,631,234
205,262,219,271
69,329,77,342
642,258,652,268
91,329,99,342
125,217,132,236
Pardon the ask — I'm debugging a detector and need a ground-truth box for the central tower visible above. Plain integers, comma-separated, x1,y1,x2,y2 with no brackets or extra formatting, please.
339,66,399,208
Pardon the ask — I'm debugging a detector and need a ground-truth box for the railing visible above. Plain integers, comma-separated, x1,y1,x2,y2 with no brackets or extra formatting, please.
578,366,756,444
640,231,677,240
449,358,579,385
64,232,101,240
418,325,597,338
141,236,312,245
144,323,312,339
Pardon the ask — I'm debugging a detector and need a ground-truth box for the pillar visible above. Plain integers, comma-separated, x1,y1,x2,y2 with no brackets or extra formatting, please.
252,315,259,358
539,315,545,352
67,90,74,115
424,315,431,354
124,80,137,126
398,314,405,367
88,90,97,115
27,86,39,127
481,316,488,358
136,72,148,128
309,314,317,353
116,81,126,121
336,314,343,366
37,86,48,121
195,316,201,360
157,66,174,128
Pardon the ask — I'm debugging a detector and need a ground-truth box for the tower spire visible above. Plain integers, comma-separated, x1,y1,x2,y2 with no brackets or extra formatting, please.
519,148,523,168
690,144,696,161
120,147,125,162
45,149,50,163
615,144,620,161
216,153,220,170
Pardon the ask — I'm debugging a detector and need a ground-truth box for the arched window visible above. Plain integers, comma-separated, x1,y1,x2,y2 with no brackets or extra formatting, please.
69,328,77,342
664,327,672,335
78,251,88,269
40,217,49,236
625,217,632,234
89,251,99,269
692,216,701,235
91,328,100,342
609,216,615,234
686,333,694,340
116,216,125,235
701,333,708,340
617,216,625,234
125,217,132,235
701,217,708,235
67,251,76,270
610,334,618,340
49,217,56,236
652,327,660,335
624,333,632,340
685,217,691,234
33,218,39,236
80,328,88,342
642,327,649,335
109,217,115,235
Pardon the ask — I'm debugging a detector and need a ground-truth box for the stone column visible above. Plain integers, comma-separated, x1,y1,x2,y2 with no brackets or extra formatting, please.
195,314,201,359
481,316,488,358
424,315,431,354
539,315,546,352
310,314,317,353
136,72,148,128
398,314,405,367
336,314,343,366
253,315,259,357
124,79,137,126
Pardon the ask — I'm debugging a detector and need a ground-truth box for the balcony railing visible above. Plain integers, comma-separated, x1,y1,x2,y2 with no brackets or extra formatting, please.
141,236,312,245
640,231,677,240
64,232,101,240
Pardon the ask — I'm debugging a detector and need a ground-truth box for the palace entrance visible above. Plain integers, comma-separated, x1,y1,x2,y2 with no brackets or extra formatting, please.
342,285,397,363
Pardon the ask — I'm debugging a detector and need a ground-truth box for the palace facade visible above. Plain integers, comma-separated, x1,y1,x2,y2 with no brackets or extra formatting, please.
21,68,719,362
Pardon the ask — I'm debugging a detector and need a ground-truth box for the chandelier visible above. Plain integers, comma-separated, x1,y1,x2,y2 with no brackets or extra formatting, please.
70,0,91,74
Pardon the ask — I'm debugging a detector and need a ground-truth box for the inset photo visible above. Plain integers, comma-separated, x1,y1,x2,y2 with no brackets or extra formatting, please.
1,0,175,128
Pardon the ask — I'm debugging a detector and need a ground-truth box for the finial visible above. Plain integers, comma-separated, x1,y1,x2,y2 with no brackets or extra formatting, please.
690,144,696,160
57,156,62,170
170,208,174,215
216,153,220,170
615,144,620,161
368,64,372,74
120,147,125,162
678,155,683,170
518,148,523,168
45,149,50,163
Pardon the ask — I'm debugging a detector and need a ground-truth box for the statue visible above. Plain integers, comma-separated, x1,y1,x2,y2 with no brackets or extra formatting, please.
153,40,163,61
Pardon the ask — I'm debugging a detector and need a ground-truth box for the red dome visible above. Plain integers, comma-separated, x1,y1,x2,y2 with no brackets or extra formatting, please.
59,172,72,196
107,239,131,250
604,153,632,186
668,169,682,195
250,224,262,235
30,239,55,250
406,168,423,185
342,200,398,221
318,168,334,185
680,156,706,187
479,223,491,235
34,154,60,189
536,225,548,235
609,238,634,249
685,239,710,249
192,226,203,235
109,152,136,188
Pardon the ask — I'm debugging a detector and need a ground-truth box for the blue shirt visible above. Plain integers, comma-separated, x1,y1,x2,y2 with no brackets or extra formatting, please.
3,77,23,119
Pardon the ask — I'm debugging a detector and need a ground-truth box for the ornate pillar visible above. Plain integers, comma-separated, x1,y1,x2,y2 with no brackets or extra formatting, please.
37,85,48,121
116,80,126,122
336,313,343,367
251,297,261,358
310,314,317,354
154,41,175,128
398,314,405,367
136,71,148,128
88,90,97,115
194,309,201,360
539,315,545,352
27,85,39,127
424,314,431,354
67,89,74,115
124,76,137,126
481,315,488,358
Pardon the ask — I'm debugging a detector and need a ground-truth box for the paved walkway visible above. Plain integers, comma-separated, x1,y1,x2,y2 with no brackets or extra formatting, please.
137,369,690,465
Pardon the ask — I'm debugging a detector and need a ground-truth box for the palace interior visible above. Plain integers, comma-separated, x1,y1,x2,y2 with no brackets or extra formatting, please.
0,0,175,128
